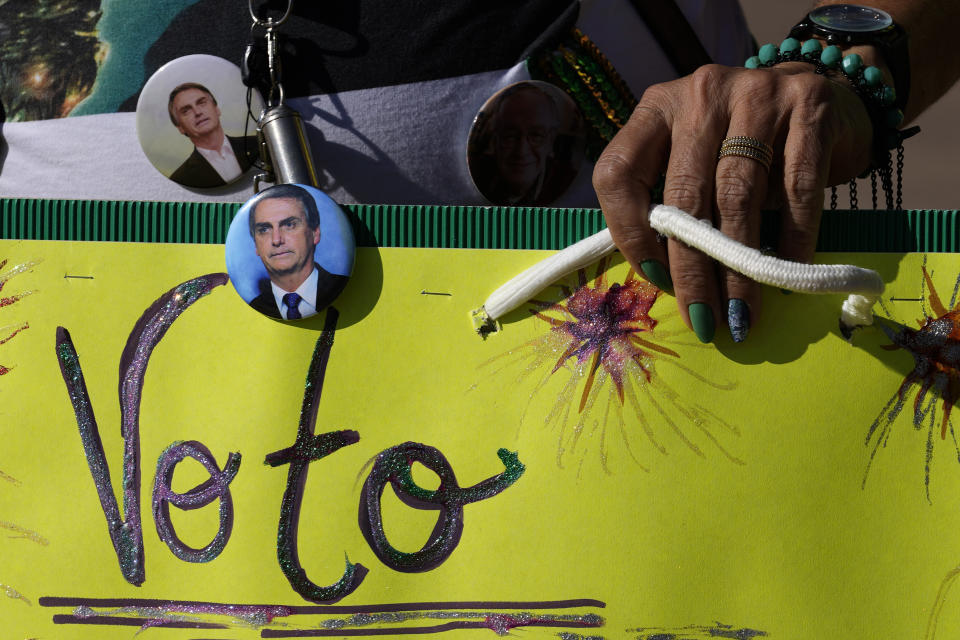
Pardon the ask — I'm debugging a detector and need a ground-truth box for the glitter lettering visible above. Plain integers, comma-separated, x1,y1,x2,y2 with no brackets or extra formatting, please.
152,440,241,563
359,443,524,572
55,274,229,585
264,308,368,602
55,275,525,599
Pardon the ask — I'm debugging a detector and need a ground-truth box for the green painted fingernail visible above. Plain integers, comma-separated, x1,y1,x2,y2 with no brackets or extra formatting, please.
640,260,673,293
688,303,715,343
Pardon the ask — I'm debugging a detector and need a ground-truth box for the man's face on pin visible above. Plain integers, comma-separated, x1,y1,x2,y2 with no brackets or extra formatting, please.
252,197,320,280
493,87,559,193
171,87,222,141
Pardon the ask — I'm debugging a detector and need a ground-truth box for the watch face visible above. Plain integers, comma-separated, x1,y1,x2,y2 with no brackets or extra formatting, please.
809,4,893,33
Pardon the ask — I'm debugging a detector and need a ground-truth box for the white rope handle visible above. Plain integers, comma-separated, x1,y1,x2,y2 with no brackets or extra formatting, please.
474,227,616,326
473,204,884,335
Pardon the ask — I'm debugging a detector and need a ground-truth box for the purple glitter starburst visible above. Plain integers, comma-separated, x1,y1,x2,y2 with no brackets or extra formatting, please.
485,258,740,472
531,259,678,412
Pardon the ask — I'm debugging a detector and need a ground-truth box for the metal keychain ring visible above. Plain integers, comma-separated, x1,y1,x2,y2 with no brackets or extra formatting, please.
249,0,293,28
267,83,285,108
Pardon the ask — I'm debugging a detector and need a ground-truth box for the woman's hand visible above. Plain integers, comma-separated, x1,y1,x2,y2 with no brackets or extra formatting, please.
593,62,874,343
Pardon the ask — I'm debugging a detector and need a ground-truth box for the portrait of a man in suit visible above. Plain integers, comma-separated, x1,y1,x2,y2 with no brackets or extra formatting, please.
247,184,349,320
468,82,583,207
167,82,258,188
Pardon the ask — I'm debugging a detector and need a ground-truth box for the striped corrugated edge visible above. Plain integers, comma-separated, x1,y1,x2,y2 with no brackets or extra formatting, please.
354,204,606,250
1,198,958,252
0,198,238,245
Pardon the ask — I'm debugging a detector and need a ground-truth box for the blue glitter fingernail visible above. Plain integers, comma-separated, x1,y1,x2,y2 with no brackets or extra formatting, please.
727,298,750,343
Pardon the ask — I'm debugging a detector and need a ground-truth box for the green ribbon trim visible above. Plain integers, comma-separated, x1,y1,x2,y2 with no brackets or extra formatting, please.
1,198,959,253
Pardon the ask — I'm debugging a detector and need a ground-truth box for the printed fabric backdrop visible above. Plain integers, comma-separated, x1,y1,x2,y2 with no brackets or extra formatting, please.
2,236,960,639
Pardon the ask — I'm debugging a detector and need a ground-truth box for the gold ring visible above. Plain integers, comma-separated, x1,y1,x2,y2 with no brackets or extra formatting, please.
718,146,773,171
718,136,773,171
720,136,774,157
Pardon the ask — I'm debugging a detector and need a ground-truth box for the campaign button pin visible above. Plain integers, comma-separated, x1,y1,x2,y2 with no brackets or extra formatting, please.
225,184,355,321
136,54,263,190
467,80,586,206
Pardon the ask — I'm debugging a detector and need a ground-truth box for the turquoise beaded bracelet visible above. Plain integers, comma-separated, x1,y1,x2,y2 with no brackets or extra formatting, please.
745,38,919,167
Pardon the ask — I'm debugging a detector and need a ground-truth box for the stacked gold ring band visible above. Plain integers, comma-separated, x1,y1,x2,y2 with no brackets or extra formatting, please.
718,136,774,171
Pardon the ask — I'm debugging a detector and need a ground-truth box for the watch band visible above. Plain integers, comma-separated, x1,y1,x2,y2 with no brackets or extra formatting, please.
788,5,910,111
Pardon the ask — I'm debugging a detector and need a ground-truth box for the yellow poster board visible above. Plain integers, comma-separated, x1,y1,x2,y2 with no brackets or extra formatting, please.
3,238,960,639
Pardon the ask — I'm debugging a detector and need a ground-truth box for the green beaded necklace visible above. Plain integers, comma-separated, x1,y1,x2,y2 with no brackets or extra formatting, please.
529,28,638,162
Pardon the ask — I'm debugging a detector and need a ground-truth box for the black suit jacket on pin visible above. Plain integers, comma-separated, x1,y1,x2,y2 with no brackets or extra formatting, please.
248,265,349,319
169,135,258,188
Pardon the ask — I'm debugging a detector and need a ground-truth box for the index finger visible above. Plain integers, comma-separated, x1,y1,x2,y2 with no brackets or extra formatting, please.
593,101,672,290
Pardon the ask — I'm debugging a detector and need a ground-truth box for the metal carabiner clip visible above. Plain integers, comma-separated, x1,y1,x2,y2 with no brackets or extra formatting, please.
248,0,293,30
247,0,318,190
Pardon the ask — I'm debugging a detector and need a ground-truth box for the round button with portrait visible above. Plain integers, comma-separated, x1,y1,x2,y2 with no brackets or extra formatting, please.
225,184,356,321
136,55,263,190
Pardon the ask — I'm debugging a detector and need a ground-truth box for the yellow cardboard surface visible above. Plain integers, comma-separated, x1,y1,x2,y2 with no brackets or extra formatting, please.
2,239,960,639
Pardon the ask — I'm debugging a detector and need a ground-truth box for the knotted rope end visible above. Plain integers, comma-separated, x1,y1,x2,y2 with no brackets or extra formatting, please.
839,293,879,340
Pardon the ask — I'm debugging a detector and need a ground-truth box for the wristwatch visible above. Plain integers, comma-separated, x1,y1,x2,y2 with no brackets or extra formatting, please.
789,4,910,110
